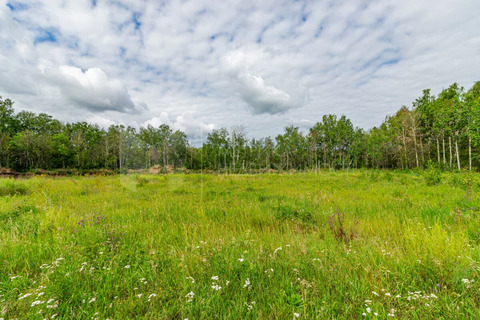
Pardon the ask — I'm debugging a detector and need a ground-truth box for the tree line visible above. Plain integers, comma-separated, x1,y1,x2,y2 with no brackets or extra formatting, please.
1,81,479,172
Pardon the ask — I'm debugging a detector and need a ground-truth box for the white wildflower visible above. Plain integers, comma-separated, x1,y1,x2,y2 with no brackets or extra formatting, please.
238,258,244,262
148,293,157,301
366,307,371,313
137,294,142,298
124,265,131,269
244,278,251,288
89,297,96,303
294,312,300,318
211,276,219,281
31,300,43,307
185,291,195,302
18,293,32,300
385,293,391,297
372,291,379,296
211,284,222,291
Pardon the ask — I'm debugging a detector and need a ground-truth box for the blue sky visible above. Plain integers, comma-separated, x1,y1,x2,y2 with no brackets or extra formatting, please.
0,0,479,143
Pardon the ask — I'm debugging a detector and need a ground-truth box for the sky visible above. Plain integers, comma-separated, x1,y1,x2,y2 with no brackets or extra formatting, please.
0,0,479,144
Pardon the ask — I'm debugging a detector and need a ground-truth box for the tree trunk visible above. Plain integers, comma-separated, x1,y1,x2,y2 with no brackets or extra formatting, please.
419,133,425,167
413,129,419,168
437,138,441,164
469,135,472,171
449,136,452,168
442,137,446,165
455,137,461,171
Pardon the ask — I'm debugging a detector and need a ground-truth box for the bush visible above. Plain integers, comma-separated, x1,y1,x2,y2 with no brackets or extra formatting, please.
424,161,442,186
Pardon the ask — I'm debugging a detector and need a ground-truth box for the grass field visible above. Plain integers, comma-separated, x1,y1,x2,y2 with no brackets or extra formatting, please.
1,170,480,319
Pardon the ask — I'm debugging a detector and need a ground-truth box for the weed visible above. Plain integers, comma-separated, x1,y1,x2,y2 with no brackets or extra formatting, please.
327,211,359,243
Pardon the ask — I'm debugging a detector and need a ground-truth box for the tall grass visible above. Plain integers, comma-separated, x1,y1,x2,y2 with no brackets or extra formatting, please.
0,179,28,197
0,171,479,319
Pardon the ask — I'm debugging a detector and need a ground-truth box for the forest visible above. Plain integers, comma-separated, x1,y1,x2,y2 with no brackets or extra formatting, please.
1,81,479,172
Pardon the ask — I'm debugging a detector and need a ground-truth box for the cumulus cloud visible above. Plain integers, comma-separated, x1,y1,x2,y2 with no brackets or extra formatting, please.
144,112,215,137
224,50,307,115
40,63,141,113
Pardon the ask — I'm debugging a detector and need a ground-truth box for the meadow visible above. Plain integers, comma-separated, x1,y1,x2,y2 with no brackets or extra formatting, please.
1,170,480,319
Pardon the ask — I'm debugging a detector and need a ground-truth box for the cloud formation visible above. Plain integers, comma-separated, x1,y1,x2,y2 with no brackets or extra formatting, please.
0,0,479,141
40,64,141,113
224,50,306,114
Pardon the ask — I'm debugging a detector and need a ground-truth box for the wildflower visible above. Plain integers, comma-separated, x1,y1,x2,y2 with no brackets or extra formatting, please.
372,291,379,296
31,300,43,307
211,276,219,281
395,295,401,298
244,278,251,288
211,284,222,291
124,265,131,269
137,294,142,298
147,293,157,301
362,313,366,316
430,293,437,299
226,280,230,286
18,293,32,300
186,276,195,283
185,291,195,302
238,258,244,262
462,279,470,284
89,297,96,303
385,293,391,297
294,313,300,318
388,313,394,317
374,313,378,316
366,307,371,313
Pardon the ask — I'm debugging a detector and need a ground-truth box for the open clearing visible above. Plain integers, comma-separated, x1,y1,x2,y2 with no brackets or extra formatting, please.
1,171,480,319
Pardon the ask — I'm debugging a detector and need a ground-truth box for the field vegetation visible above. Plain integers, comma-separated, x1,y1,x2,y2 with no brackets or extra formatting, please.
1,170,480,319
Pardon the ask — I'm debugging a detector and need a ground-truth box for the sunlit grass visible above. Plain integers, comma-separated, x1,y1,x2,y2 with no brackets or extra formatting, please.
1,170,480,319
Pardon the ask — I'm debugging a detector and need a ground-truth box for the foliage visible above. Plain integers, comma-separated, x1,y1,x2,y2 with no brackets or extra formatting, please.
424,161,443,186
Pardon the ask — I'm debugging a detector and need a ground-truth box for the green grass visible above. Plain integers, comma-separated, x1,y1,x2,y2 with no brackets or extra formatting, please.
1,171,480,319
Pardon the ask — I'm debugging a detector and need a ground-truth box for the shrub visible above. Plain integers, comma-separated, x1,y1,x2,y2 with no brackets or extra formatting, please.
424,161,442,186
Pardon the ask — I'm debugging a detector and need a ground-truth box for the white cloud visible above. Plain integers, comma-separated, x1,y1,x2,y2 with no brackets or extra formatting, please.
40,63,141,113
86,114,116,128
